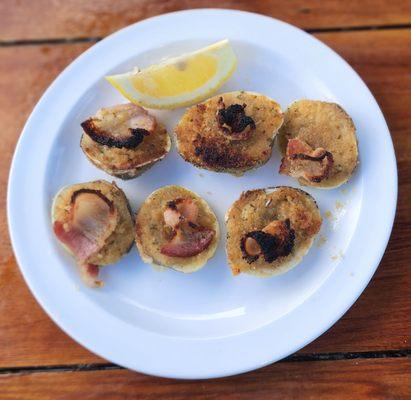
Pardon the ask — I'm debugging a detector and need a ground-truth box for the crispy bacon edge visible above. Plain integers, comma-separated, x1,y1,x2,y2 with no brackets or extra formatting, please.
81,119,150,149
216,97,256,141
160,198,215,258
240,219,295,264
279,139,334,183
81,104,156,149
53,188,118,288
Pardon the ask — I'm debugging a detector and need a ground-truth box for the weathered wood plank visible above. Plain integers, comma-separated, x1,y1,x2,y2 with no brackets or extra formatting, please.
1,358,410,400
0,1,410,41
0,43,103,366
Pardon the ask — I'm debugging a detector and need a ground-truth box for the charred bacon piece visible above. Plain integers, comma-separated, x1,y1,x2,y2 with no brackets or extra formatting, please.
53,189,118,287
241,219,295,263
216,97,256,140
279,138,333,183
81,103,156,149
160,198,214,258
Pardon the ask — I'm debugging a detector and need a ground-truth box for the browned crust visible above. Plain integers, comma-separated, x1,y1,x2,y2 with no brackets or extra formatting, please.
238,186,322,236
175,91,283,174
277,100,358,188
80,123,170,179
226,186,322,276
135,185,220,272
83,148,165,180
192,134,256,171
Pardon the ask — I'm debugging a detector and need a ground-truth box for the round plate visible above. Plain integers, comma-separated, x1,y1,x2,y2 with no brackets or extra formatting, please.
8,9,397,379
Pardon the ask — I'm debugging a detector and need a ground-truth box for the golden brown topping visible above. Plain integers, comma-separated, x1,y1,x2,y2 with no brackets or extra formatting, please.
241,219,295,263
81,103,156,149
216,97,256,140
193,135,253,170
279,138,333,183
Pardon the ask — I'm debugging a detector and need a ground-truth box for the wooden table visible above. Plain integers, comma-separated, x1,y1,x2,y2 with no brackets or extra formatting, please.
1,1,410,398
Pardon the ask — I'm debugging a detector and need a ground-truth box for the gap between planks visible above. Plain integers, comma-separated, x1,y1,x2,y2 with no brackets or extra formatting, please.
0,349,409,376
0,18,410,378
0,23,410,47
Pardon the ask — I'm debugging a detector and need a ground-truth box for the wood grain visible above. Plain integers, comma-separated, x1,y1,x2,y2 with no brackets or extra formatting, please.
0,358,410,399
0,44,102,366
0,1,411,41
303,29,411,353
0,29,410,367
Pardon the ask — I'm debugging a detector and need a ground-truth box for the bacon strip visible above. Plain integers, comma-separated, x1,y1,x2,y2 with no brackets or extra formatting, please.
78,263,103,288
161,228,215,258
53,220,100,262
81,103,157,149
160,198,214,258
279,138,333,183
69,189,117,246
163,198,198,228
53,189,118,287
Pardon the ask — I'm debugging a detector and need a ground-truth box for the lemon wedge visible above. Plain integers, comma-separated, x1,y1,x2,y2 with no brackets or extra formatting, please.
106,39,237,109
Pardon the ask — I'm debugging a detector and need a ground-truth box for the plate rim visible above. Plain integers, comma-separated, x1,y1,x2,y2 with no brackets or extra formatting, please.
7,8,397,379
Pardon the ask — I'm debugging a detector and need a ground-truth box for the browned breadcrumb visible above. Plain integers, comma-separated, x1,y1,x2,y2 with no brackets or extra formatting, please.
226,187,322,276
81,123,170,179
135,186,219,272
278,100,358,188
175,91,283,174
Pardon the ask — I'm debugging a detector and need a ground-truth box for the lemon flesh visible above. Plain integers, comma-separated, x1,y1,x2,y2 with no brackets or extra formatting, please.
106,39,237,109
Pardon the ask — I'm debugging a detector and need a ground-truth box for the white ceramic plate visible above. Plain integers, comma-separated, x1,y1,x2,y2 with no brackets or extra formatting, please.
8,9,397,379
